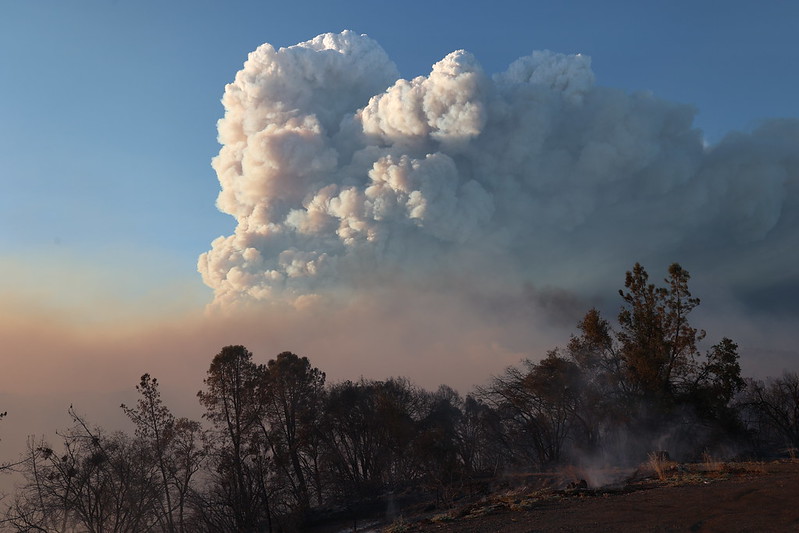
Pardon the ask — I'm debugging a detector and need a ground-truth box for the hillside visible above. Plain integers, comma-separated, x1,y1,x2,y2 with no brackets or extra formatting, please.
315,460,799,532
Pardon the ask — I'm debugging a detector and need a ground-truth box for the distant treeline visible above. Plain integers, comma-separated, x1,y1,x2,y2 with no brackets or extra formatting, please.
2,263,797,532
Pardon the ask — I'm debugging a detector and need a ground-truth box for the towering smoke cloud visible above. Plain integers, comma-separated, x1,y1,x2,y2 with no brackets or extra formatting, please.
199,31,799,311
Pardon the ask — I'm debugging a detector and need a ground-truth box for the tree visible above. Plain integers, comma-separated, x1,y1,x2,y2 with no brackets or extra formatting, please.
478,351,585,467
690,338,745,420
740,372,799,453
0,409,15,473
616,263,704,406
414,386,465,502
455,395,504,477
567,308,617,374
553,263,744,458
321,378,421,502
6,407,160,533
564,308,625,448
122,374,206,533
259,352,326,513
197,345,271,532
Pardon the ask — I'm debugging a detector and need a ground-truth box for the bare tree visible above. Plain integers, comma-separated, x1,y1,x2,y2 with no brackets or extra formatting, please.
740,372,799,453
321,378,422,501
122,374,207,533
414,386,466,502
6,407,160,533
478,351,584,467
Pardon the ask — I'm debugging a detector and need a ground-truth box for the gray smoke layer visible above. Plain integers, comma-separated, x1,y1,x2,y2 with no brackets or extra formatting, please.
198,31,799,310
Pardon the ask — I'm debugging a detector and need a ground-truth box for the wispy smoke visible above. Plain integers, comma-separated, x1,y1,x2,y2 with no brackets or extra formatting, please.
198,30,799,311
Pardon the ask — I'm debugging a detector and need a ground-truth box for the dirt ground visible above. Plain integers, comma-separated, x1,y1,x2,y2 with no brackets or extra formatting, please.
374,461,799,533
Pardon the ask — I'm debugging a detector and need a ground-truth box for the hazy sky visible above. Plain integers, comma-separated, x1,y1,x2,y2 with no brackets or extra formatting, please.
1,1,798,457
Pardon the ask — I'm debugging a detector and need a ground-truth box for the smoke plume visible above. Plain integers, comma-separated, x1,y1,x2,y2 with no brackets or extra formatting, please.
198,30,799,316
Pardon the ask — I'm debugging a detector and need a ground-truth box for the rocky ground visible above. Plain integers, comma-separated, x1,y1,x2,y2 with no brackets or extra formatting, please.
315,459,799,532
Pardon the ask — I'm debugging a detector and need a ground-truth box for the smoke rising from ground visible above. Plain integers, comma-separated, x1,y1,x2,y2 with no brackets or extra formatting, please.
198,31,799,313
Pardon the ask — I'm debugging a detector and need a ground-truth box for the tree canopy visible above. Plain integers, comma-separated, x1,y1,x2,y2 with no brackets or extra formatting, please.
2,262,789,533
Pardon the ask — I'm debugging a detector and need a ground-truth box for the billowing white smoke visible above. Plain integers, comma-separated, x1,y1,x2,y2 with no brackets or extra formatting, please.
199,31,799,310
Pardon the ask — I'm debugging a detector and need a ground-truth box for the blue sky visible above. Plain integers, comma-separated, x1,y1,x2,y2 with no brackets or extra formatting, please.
2,0,797,317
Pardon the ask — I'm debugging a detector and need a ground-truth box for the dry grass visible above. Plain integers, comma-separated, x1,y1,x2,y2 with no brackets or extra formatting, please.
389,461,777,532
430,512,455,523
741,461,767,474
647,452,677,481
701,452,724,472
